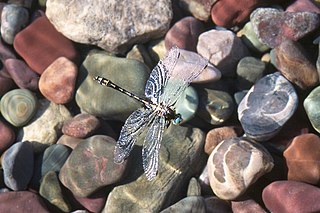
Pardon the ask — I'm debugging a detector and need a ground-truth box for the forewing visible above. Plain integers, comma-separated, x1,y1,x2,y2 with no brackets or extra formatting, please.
145,47,180,103
142,115,166,180
114,107,154,164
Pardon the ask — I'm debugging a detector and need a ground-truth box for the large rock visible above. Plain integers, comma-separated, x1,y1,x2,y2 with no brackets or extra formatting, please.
46,0,172,53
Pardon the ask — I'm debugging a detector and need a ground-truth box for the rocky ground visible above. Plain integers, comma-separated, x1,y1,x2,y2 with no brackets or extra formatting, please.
1,0,320,212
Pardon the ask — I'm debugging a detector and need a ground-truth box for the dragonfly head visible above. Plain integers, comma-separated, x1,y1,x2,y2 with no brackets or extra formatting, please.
172,113,182,125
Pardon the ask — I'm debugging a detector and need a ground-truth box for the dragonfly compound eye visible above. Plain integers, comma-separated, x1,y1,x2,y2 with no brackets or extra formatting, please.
172,114,183,125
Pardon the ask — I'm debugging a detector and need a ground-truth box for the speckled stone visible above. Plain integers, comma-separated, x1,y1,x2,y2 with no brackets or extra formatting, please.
0,120,15,154
0,89,38,127
304,86,320,133
160,196,206,213
2,141,34,190
286,0,320,13
207,137,274,200
238,72,298,141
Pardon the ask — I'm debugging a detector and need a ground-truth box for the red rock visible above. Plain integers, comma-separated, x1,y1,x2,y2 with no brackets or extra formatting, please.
231,199,266,213
0,69,15,96
5,58,39,91
39,57,78,104
73,190,107,213
283,133,320,185
0,120,15,154
13,16,79,74
286,0,320,13
57,135,83,149
165,16,205,52
262,180,320,213
0,37,16,62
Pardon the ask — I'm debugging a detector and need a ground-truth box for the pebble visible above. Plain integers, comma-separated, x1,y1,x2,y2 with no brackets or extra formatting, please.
160,196,206,213
14,16,79,74
0,37,17,62
283,133,320,184
164,16,204,52
57,135,83,149
250,8,320,48
2,141,34,191
197,29,250,77
147,39,167,64
1,4,29,45
193,63,221,83
126,44,154,69
231,199,266,213
8,0,33,8
273,39,318,90
262,180,320,213
17,99,72,153
0,88,38,127
177,0,217,21
204,196,232,212
59,135,127,197
46,0,172,53
39,57,78,104
73,190,107,213
0,120,15,153
39,171,72,212
286,0,320,13
207,137,274,200
5,58,39,91
0,191,49,212
187,177,201,196
304,86,320,133
238,72,298,141
197,88,234,125
0,72,15,97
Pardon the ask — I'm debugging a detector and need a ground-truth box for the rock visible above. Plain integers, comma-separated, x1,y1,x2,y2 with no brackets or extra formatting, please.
2,141,34,190
126,44,154,69
238,72,298,141
193,63,221,83
205,196,232,212
0,191,49,212
286,0,320,13
75,50,150,122
205,126,243,155
62,113,100,139
197,29,250,77
14,16,79,74
46,0,172,53
102,124,206,213
5,58,39,91
231,199,266,213
40,171,72,212
1,4,29,44
160,196,206,213
39,57,78,104
41,144,72,177
0,72,15,97
178,0,217,21
8,0,33,8
0,120,15,154
164,16,205,52
234,90,248,105
57,135,83,149
73,190,107,213
17,99,72,153
59,135,127,197
198,165,212,196
304,86,320,133
0,37,17,62
207,137,274,200
262,181,320,213
148,39,167,65
283,133,320,185
187,177,201,196
236,56,266,90
273,39,318,90
250,8,320,48
197,88,234,125
0,89,38,127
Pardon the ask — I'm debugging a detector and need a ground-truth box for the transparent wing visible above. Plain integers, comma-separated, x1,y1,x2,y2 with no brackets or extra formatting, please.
145,47,180,103
114,107,155,164
142,115,166,180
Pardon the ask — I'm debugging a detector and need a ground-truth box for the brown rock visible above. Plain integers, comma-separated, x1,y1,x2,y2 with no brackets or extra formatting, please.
13,16,79,74
283,133,320,185
56,135,83,150
231,199,266,213
0,120,15,154
39,57,78,104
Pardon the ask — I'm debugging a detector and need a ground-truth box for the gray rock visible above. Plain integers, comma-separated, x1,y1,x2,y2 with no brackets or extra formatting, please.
304,86,320,133
187,177,201,197
160,196,206,213
46,0,172,53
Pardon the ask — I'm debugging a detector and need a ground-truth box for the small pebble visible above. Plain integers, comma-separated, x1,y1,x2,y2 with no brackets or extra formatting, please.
304,86,320,133
160,196,206,213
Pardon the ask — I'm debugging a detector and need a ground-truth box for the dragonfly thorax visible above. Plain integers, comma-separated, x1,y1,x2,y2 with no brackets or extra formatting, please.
148,102,182,125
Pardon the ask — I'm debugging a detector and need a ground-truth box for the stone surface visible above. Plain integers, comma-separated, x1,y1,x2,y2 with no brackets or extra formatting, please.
8,0,33,8
262,181,320,213
304,86,320,133
250,8,320,48
187,177,201,196
231,199,266,213
0,72,15,97
164,16,205,52
46,0,172,53
75,51,150,122
126,44,154,69
178,0,217,21
273,39,318,90
102,124,206,213
0,120,15,154
39,57,78,104
2,141,34,190
207,137,274,200
62,113,100,139
59,135,127,197
14,16,79,74
197,29,250,77
0,89,38,127
160,196,206,213
286,0,320,13
193,63,221,83
283,133,320,185
1,4,29,44
205,196,232,212
0,191,49,212
73,190,107,213
56,135,83,150
238,72,298,141
5,58,39,91
17,99,72,153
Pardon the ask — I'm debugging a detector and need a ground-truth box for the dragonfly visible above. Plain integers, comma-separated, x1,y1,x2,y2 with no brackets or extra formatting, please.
94,47,208,180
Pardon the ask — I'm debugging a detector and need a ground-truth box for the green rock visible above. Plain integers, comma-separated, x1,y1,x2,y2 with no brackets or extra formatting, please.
240,22,270,53
40,171,71,212
304,86,320,133
76,50,150,122
175,86,198,125
160,196,206,213
187,177,201,197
